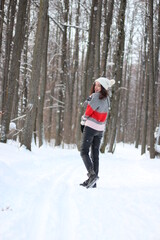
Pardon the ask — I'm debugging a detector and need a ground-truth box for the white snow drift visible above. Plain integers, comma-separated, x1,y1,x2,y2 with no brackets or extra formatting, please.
0,141,160,240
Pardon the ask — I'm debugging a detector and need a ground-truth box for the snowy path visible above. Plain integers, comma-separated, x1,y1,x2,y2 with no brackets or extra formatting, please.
0,142,160,240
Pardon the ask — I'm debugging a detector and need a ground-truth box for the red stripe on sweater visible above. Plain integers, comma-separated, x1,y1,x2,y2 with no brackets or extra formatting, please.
85,105,107,122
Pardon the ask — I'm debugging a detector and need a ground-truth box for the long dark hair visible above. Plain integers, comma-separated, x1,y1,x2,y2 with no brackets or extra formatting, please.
90,82,108,99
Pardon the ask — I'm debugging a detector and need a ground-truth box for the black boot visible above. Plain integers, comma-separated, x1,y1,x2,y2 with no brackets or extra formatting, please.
80,178,89,187
86,169,98,188
92,183,97,188
80,169,95,187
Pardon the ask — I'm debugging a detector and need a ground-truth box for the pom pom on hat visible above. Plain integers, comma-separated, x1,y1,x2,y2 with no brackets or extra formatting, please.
95,77,115,90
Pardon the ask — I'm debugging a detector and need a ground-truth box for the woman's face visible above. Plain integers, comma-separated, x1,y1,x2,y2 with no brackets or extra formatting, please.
94,81,101,93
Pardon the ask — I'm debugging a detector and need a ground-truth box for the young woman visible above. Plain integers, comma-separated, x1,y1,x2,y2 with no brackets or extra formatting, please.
80,77,115,188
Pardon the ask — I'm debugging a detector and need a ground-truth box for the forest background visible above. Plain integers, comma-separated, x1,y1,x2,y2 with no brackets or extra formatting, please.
0,0,159,158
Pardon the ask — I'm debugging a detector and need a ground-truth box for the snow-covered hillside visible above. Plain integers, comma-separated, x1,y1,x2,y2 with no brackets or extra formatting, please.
0,141,160,240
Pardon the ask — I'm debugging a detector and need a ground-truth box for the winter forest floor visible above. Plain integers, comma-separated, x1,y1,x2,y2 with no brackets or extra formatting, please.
0,141,160,240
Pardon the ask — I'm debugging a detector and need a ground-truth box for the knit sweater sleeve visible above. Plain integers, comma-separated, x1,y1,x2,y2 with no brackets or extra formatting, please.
80,95,92,125
84,93,99,118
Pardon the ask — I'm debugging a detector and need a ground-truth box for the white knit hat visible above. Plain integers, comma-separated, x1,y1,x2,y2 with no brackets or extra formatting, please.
95,77,115,90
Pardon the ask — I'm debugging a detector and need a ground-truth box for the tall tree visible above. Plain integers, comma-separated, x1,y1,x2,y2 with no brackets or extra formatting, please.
154,0,160,127
64,1,80,144
135,38,145,149
101,0,115,76
100,0,115,153
55,0,69,146
1,0,17,112
0,0,28,143
141,57,149,155
83,0,98,100
18,0,31,143
121,7,135,143
94,0,102,79
21,0,49,150
37,15,49,147
108,0,127,153
0,0,5,54
148,0,155,158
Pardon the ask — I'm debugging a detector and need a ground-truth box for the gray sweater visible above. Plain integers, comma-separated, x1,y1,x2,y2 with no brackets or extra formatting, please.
82,93,110,131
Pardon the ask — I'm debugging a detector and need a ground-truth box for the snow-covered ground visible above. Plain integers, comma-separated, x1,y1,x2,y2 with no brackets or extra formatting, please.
0,141,160,240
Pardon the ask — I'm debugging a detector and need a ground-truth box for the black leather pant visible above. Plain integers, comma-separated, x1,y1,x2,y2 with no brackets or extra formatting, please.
80,126,103,176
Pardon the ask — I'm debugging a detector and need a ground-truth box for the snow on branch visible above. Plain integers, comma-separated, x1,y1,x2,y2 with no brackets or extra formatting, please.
79,1,90,15
49,15,88,32
50,95,65,105
115,87,128,93
61,22,88,32
49,53,62,65
49,16,64,32
11,114,26,122
44,105,65,109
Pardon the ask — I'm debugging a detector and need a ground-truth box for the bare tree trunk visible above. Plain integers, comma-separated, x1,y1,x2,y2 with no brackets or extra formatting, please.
133,60,141,143
47,25,60,143
101,0,114,76
63,3,74,144
38,15,49,147
121,8,135,143
154,0,160,127
99,0,115,152
1,0,27,143
1,0,17,112
19,0,31,143
83,0,98,100
76,48,85,150
141,2,150,154
47,79,55,143
0,0,5,54
55,0,69,146
21,0,48,150
68,1,80,143
122,64,132,143
0,0,5,110
108,0,127,153
141,58,149,154
94,0,102,79
148,0,155,158
135,39,145,148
